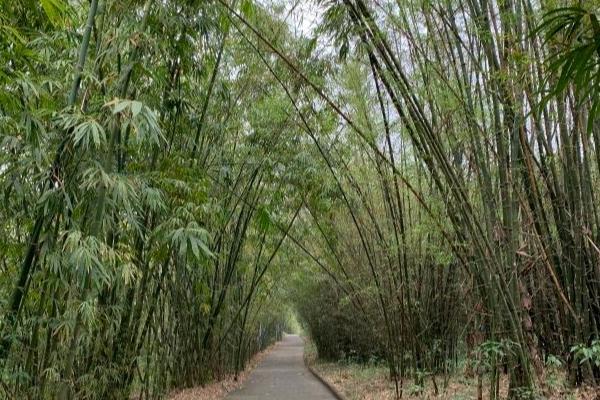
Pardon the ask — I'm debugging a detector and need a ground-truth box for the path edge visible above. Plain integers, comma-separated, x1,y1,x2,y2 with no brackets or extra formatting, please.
167,342,277,400
303,357,346,400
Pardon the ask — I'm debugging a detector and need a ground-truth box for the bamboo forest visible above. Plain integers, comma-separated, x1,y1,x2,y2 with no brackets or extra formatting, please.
1,0,600,399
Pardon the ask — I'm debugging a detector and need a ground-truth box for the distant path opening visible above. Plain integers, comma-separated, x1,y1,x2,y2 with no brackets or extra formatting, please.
226,335,335,399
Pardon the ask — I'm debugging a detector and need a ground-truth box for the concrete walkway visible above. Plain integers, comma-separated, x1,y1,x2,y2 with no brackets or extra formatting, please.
226,335,335,400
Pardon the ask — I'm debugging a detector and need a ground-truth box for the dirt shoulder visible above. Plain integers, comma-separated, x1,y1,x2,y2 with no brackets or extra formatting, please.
304,342,598,400
167,345,274,400
309,361,599,400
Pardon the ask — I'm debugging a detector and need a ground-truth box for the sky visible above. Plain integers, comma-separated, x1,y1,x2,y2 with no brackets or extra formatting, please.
260,0,324,38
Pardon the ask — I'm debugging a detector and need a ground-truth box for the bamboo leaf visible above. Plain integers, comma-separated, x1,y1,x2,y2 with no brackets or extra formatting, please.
131,100,143,118
40,0,71,27
241,0,255,19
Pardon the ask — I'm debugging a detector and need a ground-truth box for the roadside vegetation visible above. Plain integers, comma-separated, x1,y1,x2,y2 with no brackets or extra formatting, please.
1,0,599,399
305,339,599,399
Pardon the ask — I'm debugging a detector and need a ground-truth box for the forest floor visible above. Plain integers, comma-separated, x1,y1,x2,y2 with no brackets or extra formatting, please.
305,343,598,400
166,344,275,400
309,361,599,400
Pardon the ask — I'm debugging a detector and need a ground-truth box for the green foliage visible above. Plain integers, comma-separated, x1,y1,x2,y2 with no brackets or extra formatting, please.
105,98,163,145
2,0,600,398
479,339,519,359
167,221,213,260
545,354,563,369
570,340,600,367
241,0,255,19
293,275,382,362
0,1,325,398
40,0,72,27
538,6,600,131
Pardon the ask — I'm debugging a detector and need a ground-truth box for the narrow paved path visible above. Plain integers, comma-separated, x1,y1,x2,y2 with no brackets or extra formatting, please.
226,335,335,400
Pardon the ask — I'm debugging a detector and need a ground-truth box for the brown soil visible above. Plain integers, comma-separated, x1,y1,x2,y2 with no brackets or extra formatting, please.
310,361,599,400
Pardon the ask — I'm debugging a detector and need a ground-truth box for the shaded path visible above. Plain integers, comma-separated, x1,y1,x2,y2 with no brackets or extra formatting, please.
226,335,335,399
